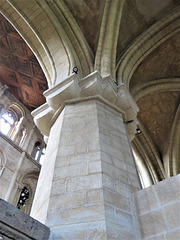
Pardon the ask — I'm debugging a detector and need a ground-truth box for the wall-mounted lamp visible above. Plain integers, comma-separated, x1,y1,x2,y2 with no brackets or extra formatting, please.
136,128,142,134
72,66,78,74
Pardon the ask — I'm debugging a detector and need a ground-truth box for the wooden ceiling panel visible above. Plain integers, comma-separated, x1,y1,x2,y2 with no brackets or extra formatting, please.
0,14,48,111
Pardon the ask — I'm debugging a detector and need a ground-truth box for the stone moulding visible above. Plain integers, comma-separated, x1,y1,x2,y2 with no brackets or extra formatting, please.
32,71,139,139
0,132,41,168
117,6,180,88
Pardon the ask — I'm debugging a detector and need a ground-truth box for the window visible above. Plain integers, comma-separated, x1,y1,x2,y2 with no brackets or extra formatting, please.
31,141,46,163
0,104,25,142
0,111,16,136
17,186,29,209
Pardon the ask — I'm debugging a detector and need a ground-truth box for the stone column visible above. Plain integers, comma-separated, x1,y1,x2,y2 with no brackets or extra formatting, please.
31,71,141,239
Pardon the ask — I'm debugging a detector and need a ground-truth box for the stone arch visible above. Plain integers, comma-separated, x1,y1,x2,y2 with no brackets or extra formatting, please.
95,0,125,79
132,78,180,101
8,103,25,121
132,142,153,188
0,0,93,86
169,104,180,176
0,0,55,86
15,170,39,215
131,80,180,179
31,138,46,162
132,120,166,184
116,6,180,87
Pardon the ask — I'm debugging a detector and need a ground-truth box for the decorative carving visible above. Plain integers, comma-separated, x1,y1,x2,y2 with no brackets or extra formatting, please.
32,71,139,138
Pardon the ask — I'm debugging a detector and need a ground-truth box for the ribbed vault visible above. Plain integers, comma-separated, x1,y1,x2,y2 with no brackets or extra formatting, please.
0,0,180,185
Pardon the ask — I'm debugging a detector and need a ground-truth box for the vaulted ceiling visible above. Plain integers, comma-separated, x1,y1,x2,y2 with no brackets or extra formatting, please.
0,0,180,183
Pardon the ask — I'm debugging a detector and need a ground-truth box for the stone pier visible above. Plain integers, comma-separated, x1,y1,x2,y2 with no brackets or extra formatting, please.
30,72,141,239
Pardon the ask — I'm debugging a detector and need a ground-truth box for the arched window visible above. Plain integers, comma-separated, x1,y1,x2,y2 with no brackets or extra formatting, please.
0,104,25,142
17,186,29,210
31,141,46,163
0,110,16,136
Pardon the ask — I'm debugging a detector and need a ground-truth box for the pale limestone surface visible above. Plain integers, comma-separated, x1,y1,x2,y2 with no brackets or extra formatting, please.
0,86,43,214
133,174,180,240
31,100,141,239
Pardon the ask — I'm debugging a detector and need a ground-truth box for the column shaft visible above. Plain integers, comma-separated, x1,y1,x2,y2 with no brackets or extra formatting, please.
31,100,140,239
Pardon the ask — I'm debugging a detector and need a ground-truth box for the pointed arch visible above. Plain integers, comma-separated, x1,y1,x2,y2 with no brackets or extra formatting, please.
46,0,94,77
132,120,166,184
0,0,55,86
15,170,39,214
132,78,180,101
169,104,180,176
117,6,180,87
0,0,93,87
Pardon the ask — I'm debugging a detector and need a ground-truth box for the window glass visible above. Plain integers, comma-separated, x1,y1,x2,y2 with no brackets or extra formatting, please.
0,113,15,135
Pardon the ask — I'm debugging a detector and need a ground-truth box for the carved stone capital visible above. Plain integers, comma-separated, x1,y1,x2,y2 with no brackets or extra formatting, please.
32,71,139,139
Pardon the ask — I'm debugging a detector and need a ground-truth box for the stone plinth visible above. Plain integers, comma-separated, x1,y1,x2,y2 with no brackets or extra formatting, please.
0,198,50,240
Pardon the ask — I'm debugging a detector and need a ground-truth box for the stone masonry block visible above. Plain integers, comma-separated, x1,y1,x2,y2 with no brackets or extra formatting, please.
106,221,135,240
102,173,115,191
104,190,130,212
54,156,67,168
49,192,86,210
86,189,104,204
154,175,180,205
47,204,105,226
139,210,167,239
163,201,180,230
166,229,180,240
115,179,131,198
49,223,87,240
87,220,107,240
88,160,102,173
51,178,66,196
54,162,87,180
102,161,128,183
69,151,101,165
134,186,158,215
104,204,116,223
67,173,102,192
116,209,134,232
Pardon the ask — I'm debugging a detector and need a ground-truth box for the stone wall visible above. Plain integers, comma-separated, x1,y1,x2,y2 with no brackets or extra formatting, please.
0,83,44,156
0,132,41,214
0,84,44,214
132,174,180,240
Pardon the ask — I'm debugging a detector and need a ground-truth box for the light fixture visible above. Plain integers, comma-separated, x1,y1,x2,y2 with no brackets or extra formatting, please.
136,128,142,134
72,66,78,74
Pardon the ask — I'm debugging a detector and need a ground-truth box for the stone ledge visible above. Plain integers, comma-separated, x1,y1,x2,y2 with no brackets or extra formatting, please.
0,199,50,240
